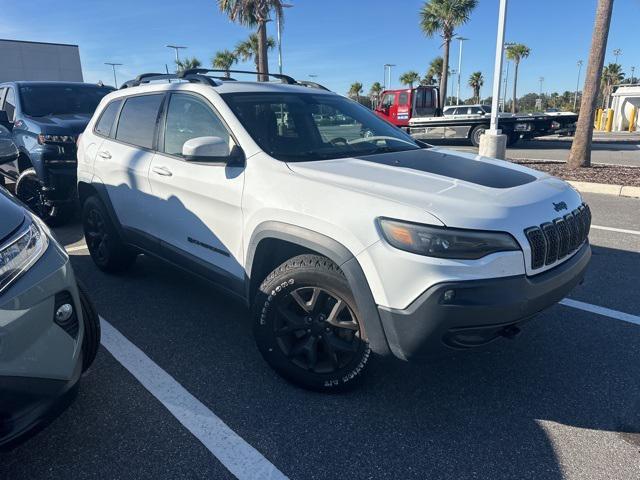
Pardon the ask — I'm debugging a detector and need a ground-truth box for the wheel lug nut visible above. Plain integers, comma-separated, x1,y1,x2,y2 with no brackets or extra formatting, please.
325,327,330,332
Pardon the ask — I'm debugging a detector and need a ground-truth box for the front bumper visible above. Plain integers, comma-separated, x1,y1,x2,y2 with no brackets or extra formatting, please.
378,242,591,360
0,240,83,447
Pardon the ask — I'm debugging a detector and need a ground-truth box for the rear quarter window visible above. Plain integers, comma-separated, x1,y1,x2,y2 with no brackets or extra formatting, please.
115,94,164,149
94,100,122,137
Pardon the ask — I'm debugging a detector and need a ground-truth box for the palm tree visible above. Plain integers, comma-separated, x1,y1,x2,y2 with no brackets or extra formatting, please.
505,43,531,113
568,0,614,169
348,82,363,103
399,71,420,88
212,49,238,78
419,0,478,109
601,63,624,108
175,57,202,73
235,33,275,80
369,81,383,108
468,71,483,103
218,0,286,81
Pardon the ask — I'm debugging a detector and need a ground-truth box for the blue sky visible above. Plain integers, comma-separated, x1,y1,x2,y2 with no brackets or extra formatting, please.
1,0,638,99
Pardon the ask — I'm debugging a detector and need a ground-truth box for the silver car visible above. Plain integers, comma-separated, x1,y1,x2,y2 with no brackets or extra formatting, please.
0,125,100,447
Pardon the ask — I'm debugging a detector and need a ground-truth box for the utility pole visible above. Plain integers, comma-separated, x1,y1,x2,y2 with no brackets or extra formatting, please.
384,64,396,90
276,3,294,75
480,0,508,159
166,45,187,71
455,36,468,105
104,62,123,88
574,60,583,111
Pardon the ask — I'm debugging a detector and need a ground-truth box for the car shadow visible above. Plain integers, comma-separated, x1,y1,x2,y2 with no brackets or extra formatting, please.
61,240,640,479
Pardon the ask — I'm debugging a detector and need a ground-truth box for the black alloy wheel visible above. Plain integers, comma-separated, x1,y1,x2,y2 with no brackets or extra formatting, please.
274,286,361,374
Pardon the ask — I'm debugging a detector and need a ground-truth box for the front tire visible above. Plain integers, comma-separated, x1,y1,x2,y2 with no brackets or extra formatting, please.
15,168,73,226
253,254,371,391
82,195,137,273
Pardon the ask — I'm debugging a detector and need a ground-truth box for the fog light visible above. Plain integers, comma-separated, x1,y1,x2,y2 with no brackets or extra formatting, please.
442,290,456,303
55,303,74,323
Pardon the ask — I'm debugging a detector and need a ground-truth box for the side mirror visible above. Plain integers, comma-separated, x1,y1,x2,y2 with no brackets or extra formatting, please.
0,125,18,165
182,136,243,165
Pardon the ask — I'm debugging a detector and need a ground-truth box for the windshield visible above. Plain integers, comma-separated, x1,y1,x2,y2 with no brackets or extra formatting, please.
222,92,423,161
19,85,114,117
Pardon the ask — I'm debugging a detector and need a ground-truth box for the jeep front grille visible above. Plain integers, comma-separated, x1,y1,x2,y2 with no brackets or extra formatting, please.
524,203,591,270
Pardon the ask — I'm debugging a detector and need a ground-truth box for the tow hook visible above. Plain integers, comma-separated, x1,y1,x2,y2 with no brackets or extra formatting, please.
501,325,521,340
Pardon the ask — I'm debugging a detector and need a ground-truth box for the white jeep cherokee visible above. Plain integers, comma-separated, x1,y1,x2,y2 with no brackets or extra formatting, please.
77,70,591,390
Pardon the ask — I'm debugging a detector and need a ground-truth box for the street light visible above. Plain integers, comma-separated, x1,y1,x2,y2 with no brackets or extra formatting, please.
166,45,187,70
574,60,583,111
455,36,468,105
613,48,622,65
104,62,123,88
383,64,396,90
276,3,294,75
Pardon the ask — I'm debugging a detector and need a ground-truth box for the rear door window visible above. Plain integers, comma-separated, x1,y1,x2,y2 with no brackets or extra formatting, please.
115,94,164,149
95,100,122,137
398,93,409,105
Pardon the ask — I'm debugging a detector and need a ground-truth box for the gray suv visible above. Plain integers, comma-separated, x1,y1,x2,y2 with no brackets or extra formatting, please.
0,125,100,447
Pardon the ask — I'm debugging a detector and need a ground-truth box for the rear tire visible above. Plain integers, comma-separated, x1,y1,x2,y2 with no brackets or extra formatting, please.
253,254,371,391
82,195,137,273
77,281,100,373
470,125,487,147
15,168,73,226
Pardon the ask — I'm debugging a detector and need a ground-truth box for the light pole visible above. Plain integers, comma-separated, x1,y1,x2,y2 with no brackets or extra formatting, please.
631,66,636,84
613,48,622,65
574,60,583,111
276,3,294,75
384,64,396,90
455,36,468,105
482,0,508,159
166,45,187,71
104,62,122,88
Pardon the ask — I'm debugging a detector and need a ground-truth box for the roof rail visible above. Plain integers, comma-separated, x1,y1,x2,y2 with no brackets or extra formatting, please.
296,80,331,91
119,72,220,89
179,68,297,85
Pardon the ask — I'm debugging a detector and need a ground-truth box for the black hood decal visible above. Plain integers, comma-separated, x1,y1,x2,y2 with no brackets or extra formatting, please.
355,148,536,189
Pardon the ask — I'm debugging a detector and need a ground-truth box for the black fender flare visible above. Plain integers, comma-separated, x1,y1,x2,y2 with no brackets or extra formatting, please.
247,221,391,356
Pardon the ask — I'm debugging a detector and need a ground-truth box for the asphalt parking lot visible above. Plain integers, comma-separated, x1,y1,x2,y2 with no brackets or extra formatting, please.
2,192,639,480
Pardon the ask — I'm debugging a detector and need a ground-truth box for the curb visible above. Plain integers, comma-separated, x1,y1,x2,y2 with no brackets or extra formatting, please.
568,180,640,199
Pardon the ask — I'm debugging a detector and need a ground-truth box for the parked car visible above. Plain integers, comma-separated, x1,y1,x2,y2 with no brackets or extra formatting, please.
77,69,590,391
0,125,100,447
442,104,492,117
0,82,114,225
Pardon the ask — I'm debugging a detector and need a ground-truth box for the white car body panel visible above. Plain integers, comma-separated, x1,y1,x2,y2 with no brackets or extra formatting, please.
79,80,586,312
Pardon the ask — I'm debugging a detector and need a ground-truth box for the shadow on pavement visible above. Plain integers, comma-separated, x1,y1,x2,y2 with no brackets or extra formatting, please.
44,242,640,480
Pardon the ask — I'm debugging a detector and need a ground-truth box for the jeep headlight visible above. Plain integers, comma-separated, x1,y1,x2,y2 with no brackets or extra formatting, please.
378,219,520,259
0,218,49,294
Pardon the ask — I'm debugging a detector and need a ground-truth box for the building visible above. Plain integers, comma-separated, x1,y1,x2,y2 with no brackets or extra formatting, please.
611,84,640,132
0,39,83,83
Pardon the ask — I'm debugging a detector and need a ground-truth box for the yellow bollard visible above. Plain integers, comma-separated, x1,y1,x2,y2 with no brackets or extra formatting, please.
595,108,603,129
605,108,614,132
629,106,638,132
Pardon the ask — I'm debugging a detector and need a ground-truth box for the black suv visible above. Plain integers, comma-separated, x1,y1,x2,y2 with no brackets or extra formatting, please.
0,82,113,225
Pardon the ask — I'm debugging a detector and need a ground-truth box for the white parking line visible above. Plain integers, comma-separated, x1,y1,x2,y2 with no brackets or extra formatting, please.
591,225,640,236
66,244,88,253
560,298,640,326
99,317,288,480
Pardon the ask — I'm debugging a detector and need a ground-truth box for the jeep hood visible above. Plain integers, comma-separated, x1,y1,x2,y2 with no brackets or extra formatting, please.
287,147,583,231
0,189,26,243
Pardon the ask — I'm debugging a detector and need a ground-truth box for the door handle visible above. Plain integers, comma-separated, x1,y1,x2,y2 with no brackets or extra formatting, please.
97,151,111,159
152,166,173,177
